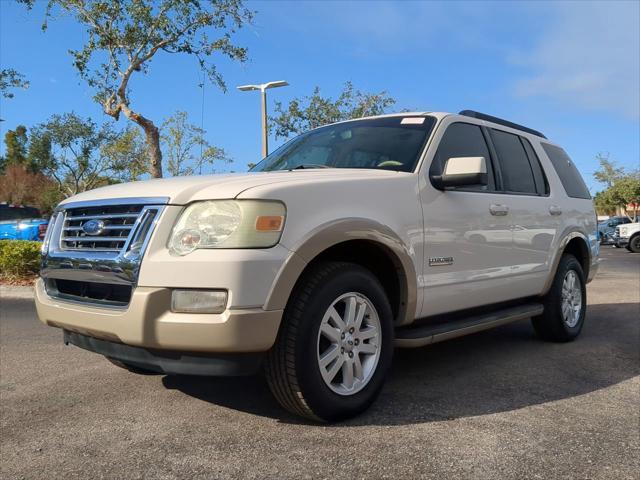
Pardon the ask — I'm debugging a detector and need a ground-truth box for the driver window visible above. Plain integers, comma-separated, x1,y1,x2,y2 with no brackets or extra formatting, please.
430,123,496,191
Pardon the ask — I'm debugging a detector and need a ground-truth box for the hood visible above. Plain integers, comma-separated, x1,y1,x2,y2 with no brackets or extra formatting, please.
58,169,405,206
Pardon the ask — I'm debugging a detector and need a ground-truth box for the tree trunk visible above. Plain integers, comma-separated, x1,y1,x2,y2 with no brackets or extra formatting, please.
119,104,163,178
141,122,163,178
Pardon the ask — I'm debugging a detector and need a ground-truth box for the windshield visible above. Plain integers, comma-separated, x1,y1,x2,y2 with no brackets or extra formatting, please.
251,116,436,173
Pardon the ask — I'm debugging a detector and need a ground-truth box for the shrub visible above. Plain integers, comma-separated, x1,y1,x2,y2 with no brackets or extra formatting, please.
0,240,41,281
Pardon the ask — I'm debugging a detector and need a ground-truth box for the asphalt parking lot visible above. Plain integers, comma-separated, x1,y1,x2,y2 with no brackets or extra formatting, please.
1,247,639,479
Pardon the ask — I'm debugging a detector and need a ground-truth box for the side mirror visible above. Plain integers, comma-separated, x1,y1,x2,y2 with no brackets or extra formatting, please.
431,156,488,190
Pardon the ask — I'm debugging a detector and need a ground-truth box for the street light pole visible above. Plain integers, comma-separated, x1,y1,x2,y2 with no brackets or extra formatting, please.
260,87,268,158
237,80,289,158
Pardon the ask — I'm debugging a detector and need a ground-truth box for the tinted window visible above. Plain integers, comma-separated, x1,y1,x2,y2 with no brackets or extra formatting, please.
521,138,549,195
0,206,41,221
490,129,537,194
252,116,436,173
541,144,591,199
430,123,495,191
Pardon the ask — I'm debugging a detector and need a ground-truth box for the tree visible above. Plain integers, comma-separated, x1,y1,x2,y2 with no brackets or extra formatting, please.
0,163,58,212
593,189,617,217
162,110,231,176
28,113,126,196
593,152,625,188
100,127,148,182
608,177,640,221
270,82,397,139
0,69,29,99
0,126,29,173
22,0,252,178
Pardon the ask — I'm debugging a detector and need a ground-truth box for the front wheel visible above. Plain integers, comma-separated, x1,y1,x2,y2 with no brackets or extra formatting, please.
265,261,393,422
532,254,586,342
628,234,640,253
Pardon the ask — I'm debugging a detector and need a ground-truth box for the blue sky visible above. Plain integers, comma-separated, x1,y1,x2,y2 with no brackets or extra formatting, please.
1,0,638,193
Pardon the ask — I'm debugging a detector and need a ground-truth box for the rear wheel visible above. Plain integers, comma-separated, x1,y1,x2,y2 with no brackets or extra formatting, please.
532,254,586,342
628,234,640,253
265,261,393,422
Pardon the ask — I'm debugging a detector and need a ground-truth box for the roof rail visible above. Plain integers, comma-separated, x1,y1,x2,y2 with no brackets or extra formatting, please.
458,110,547,139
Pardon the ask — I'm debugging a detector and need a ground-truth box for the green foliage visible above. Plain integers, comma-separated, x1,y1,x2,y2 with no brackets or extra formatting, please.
162,110,231,176
593,153,626,187
100,127,148,181
0,241,41,280
270,82,397,139
28,113,128,195
594,176,640,220
22,0,253,178
0,69,29,99
1,126,29,173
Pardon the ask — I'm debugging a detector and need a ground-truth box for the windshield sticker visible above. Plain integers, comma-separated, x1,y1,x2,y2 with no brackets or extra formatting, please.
401,117,425,124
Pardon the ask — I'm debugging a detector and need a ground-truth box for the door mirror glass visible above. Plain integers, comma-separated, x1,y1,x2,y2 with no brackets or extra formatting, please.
431,156,488,190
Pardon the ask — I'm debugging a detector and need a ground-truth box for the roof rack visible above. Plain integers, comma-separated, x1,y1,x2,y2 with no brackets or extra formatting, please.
458,110,547,139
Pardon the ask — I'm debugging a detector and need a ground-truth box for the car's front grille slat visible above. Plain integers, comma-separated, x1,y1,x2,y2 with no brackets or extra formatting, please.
65,213,140,220
59,204,152,253
63,225,134,231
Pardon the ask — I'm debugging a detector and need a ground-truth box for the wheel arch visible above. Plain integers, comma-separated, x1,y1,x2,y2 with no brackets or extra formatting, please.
264,219,417,326
542,231,592,295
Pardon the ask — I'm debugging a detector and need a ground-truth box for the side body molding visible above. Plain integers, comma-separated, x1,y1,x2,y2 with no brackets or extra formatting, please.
264,218,418,326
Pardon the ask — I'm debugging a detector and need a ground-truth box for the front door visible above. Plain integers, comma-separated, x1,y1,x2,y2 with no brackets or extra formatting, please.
419,120,518,317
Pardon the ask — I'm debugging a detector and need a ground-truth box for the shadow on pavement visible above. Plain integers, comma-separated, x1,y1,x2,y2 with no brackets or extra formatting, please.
162,302,639,426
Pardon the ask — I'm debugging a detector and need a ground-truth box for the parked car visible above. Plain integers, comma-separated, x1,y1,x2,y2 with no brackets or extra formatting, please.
0,203,48,241
598,216,631,245
35,110,599,421
614,222,640,252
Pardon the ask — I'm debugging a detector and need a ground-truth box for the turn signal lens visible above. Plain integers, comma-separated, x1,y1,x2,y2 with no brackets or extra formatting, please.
255,215,284,231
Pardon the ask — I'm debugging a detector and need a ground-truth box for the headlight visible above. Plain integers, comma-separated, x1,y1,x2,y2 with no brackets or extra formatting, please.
169,200,286,255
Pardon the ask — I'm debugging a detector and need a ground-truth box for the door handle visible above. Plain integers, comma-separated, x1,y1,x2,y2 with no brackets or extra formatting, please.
549,205,563,216
489,204,509,216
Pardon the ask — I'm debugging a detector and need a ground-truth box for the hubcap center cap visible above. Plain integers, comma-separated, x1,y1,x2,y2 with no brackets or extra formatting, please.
342,333,355,353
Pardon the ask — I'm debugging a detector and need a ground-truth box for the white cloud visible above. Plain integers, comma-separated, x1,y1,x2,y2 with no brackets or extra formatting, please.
513,1,640,119
257,1,639,119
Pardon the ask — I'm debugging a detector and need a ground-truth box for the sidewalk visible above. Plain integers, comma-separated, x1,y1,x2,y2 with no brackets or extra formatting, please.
0,284,35,299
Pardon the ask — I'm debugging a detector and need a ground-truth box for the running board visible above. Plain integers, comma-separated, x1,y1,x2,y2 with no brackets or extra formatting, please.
394,303,544,348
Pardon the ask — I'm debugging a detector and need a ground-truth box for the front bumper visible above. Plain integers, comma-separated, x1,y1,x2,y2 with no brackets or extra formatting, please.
64,330,264,376
614,237,629,247
35,279,283,353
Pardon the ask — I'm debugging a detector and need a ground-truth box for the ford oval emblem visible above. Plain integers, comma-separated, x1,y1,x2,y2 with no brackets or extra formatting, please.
82,219,105,236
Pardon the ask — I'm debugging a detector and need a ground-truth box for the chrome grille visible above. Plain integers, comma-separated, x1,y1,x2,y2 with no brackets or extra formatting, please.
60,204,149,252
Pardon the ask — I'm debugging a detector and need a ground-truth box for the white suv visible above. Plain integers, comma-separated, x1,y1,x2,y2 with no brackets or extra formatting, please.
36,110,599,421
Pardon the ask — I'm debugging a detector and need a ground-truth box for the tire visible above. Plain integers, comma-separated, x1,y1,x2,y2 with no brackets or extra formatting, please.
106,357,159,375
265,261,393,422
628,234,640,253
532,254,586,342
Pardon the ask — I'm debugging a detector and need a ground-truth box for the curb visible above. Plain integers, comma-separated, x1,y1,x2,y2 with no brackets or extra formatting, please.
0,285,35,299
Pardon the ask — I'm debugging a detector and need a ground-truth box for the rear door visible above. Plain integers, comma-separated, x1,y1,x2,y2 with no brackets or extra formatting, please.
488,128,557,294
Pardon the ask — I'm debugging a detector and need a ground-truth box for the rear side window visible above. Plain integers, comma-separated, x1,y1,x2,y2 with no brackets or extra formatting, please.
541,144,591,199
521,138,549,195
490,129,537,195
431,122,495,191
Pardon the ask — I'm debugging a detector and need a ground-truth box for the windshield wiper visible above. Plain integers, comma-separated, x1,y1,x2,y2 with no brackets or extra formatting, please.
290,163,332,170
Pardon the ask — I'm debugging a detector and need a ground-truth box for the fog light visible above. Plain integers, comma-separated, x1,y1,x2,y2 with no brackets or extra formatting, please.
171,289,227,314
